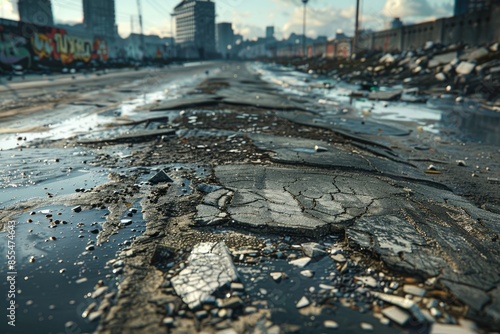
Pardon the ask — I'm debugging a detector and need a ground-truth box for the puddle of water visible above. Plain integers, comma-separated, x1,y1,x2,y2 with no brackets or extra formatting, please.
0,147,109,208
238,257,406,334
0,202,146,334
0,169,108,208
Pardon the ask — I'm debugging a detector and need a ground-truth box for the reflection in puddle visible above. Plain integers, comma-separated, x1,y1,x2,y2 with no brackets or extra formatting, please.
440,102,500,145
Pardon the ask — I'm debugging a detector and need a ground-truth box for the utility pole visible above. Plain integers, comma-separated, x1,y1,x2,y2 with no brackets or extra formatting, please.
302,0,309,58
353,0,360,55
137,0,145,59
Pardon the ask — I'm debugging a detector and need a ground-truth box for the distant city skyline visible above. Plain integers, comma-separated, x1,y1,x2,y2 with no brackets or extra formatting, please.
0,0,454,40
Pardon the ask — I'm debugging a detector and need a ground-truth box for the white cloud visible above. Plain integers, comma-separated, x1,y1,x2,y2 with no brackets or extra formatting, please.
0,0,19,20
383,0,453,19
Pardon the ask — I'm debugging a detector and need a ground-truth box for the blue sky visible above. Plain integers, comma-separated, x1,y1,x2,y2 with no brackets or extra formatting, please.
1,0,454,40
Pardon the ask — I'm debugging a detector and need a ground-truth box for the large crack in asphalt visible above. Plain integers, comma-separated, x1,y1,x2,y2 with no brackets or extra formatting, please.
194,164,500,324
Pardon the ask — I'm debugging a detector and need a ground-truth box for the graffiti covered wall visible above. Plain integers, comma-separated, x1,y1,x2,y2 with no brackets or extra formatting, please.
0,18,108,70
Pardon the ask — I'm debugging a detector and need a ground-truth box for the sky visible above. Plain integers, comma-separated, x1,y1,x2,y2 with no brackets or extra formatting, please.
0,0,454,40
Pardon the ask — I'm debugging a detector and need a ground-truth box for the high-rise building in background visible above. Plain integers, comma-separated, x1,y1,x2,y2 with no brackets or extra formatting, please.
83,0,117,39
216,22,234,58
266,26,275,40
17,0,54,26
454,0,500,15
174,0,216,58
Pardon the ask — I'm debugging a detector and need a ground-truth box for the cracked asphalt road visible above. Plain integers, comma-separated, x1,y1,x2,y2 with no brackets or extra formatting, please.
1,61,499,334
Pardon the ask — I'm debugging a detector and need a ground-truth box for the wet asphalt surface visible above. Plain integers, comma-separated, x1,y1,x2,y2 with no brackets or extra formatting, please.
0,61,499,334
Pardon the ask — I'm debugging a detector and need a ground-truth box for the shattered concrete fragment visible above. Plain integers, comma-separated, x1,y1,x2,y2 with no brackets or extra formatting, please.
148,170,174,184
296,296,310,308
289,257,311,268
403,285,426,297
372,292,426,323
171,242,238,310
381,306,410,325
456,62,476,75
301,242,326,258
324,320,339,329
300,270,315,278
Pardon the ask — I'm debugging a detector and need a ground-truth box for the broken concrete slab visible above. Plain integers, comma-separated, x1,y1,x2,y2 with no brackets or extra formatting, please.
428,52,457,68
195,165,409,236
381,306,411,325
171,242,238,310
249,133,432,183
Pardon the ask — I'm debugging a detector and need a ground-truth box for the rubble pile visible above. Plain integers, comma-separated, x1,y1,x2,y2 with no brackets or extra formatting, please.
277,42,500,107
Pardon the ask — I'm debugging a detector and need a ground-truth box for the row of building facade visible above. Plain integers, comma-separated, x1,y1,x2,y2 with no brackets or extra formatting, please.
3,0,500,70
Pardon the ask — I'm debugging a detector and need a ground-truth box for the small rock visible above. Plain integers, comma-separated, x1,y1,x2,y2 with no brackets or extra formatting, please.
403,285,426,297
85,245,95,251
91,286,108,299
216,296,243,309
76,277,88,284
300,270,315,278
87,310,102,322
195,310,208,319
72,206,82,213
355,276,378,288
149,169,174,184
162,317,174,326
331,253,346,263
289,257,311,268
301,242,326,258
456,160,467,167
435,73,446,81
230,282,244,291
296,296,310,308
81,302,97,318
360,322,373,331
120,219,132,226
314,145,328,152
270,272,284,282
324,320,339,329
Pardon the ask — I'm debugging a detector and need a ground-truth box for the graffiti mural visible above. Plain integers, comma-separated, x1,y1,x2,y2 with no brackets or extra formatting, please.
0,18,109,70
0,25,32,68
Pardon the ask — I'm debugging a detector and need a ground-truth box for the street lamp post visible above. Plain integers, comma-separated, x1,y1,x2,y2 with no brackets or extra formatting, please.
302,0,308,58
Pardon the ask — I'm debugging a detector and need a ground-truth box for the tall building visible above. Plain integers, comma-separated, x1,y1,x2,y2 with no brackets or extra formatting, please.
174,0,216,58
83,0,117,39
454,0,500,15
216,22,234,58
266,26,275,40
390,17,403,29
18,0,54,26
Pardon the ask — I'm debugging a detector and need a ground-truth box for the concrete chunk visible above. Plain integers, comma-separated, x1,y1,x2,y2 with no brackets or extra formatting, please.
171,242,238,309
382,306,411,325
456,62,475,75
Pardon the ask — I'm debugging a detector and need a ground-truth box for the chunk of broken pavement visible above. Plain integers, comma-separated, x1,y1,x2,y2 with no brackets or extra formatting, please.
455,62,476,76
382,306,411,325
171,242,238,310
289,257,311,268
371,292,426,323
148,169,174,184
301,242,326,258
296,296,310,308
